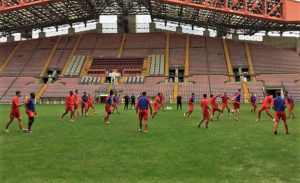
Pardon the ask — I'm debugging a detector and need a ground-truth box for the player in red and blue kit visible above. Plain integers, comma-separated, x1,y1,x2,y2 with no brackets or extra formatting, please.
112,93,120,114
184,93,195,118
4,91,26,133
25,93,37,133
285,91,295,119
249,92,257,113
232,89,241,121
81,92,88,117
104,90,114,123
136,92,153,133
272,91,289,135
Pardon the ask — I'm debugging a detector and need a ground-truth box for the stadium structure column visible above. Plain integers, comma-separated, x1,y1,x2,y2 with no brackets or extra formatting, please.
39,32,46,38
176,26,183,34
262,35,270,44
297,38,300,55
6,35,14,42
149,22,156,32
96,23,102,33
203,30,210,37
232,34,239,41
68,27,75,35
21,30,32,39
117,15,136,33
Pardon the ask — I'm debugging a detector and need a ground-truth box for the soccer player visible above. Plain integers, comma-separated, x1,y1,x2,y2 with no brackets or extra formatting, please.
272,91,289,135
136,92,153,133
221,92,231,115
209,94,221,120
131,94,136,110
81,92,88,117
177,95,182,110
60,91,75,122
151,93,161,119
112,93,120,114
25,93,37,133
87,94,98,115
257,92,274,121
104,90,113,123
198,94,211,128
184,93,195,118
249,92,257,113
232,89,241,121
3,91,26,133
160,93,165,112
285,91,295,119
73,90,80,117
123,94,129,110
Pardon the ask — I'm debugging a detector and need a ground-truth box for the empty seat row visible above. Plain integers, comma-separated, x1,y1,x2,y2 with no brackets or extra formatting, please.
124,76,145,84
80,77,101,85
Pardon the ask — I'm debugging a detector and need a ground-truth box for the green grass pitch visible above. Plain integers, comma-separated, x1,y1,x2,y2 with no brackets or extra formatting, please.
0,103,299,183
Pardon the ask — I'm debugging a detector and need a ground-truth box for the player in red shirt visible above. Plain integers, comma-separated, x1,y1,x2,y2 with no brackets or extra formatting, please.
198,94,211,128
160,93,165,112
60,91,75,122
184,93,195,118
249,92,257,113
257,92,274,121
104,90,113,123
284,91,295,119
136,92,153,133
73,90,80,117
4,91,26,133
209,94,221,120
221,92,231,115
112,93,120,114
87,94,98,115
151,93,161,119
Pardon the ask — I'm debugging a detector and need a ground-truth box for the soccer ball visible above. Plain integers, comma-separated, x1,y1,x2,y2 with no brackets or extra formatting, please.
230,109,234,113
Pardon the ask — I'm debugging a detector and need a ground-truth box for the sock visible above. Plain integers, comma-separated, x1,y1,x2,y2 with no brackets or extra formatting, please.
285,125,288,133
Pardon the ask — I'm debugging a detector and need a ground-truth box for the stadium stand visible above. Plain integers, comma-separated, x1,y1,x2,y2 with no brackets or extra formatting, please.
0,77,42,104
249,43,300,74
115,77,173,102
0,42,17,66
0,32,299,104
206,38,228,75
42,78,106,98
0,77,16,99
0,39,40,77
227,40,248,67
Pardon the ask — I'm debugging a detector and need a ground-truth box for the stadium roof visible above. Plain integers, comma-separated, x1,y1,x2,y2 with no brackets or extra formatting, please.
0,0,300,36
